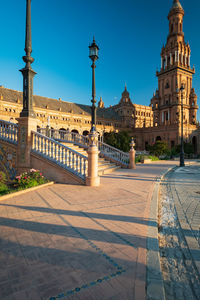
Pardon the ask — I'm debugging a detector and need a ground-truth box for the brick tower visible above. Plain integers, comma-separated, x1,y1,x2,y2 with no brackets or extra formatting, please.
150,0,198,147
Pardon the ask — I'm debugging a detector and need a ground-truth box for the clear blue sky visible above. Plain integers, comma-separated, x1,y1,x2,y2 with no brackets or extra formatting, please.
0,0,199,120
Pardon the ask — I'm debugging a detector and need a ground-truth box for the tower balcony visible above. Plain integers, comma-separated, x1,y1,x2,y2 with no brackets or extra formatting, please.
156,63,195,76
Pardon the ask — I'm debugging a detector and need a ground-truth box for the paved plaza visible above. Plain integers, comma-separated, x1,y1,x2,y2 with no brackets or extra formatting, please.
0,161,194,300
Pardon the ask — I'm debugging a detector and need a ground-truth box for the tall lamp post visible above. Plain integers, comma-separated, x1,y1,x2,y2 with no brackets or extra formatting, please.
89,37,99,132
180,84,185,167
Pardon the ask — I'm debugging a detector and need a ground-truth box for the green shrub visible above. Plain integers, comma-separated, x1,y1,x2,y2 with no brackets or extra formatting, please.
148,155,159,161
135,155,159,163
148,141,170,157
0,171,7,184
0,183,9,195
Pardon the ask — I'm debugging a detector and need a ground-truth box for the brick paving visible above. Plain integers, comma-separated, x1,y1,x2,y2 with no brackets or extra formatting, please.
0,161,177,300
165,164,200,275
159,162,200,300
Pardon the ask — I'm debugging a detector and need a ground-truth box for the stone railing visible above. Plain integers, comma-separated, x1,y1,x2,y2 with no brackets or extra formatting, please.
0,119,18,144
31,131,88,180
38,128,130,168
135,150,149,156
98,141,129,168
38,128,90,148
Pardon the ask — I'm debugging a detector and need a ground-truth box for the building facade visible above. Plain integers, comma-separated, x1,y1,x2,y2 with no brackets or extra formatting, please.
0,0,199,153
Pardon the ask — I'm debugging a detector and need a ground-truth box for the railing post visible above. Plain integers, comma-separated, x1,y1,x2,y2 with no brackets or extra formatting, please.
86,130,100,187
129,138,136,169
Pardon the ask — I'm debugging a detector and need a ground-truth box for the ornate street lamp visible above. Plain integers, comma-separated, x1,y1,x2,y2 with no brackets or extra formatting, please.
89,37,99,132
180,84,185,167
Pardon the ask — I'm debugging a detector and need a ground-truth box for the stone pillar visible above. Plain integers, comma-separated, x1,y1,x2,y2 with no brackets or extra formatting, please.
129,138,136,169
170,53,172,65
16,117,37,174
86,130,100,186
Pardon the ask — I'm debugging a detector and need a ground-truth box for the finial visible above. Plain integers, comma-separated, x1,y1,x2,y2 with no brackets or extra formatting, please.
23,0,34,67
93,36,95,43
125,82,127,90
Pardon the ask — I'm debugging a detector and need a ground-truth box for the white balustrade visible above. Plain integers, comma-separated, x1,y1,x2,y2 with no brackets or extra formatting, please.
0,119,18,144
32,131,88,180
37,128,130,168
98,141,129,167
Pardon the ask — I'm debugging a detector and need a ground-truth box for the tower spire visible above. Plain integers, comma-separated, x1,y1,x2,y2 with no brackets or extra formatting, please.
20,0,36,118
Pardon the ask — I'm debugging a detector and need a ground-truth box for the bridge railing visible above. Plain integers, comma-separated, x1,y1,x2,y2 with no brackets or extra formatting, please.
0,119,18,144
32,131,88,180
135,150,149,156
98,141,129,168
37,128,130,168
38,128,90,148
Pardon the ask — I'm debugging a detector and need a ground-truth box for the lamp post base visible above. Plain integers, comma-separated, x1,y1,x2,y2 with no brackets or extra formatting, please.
180,153,185,167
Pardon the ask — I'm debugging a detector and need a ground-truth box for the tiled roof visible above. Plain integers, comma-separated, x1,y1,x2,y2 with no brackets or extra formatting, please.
0,87,121,121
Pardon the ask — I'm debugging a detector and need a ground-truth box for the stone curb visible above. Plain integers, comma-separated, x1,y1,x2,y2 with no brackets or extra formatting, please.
146,166,177,300
0,181,54,201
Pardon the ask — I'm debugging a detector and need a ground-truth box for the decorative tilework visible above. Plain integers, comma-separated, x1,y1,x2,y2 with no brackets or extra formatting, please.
0,143,17,180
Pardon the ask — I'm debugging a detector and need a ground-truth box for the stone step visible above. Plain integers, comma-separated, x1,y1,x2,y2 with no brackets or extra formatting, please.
98,165,121,176
59,141,121,176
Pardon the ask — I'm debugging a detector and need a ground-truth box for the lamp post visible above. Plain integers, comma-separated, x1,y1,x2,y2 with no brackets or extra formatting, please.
89,37,99,132
180,84,185,167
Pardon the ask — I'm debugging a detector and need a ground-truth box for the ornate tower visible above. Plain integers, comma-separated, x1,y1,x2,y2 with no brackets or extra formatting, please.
152,0,198,130
20,0,36,118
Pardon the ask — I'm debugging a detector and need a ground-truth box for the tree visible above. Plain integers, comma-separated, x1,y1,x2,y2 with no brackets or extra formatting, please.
148,141,170,157
103,131,131,152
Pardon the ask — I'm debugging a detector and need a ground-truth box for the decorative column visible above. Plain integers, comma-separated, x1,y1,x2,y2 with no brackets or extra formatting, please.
170,53,172,65
185,55,187,66
86,129,100,186
129,138,136,169
165,55,168,68
175,51,177,63
181,53,183,64
17,0,37,173
161,57,163,69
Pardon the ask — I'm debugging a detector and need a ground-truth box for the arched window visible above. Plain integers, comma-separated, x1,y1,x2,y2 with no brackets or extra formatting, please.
171,24,173,33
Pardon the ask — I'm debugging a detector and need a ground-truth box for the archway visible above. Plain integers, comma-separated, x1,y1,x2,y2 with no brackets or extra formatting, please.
192,136,197,154
156,136,162,141
71,129,79,134
37,125,40,132
83,130,89,136
59,128,67,139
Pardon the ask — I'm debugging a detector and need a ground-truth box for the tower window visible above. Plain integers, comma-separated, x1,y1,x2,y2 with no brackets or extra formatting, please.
171,24,173,33
165,81,170,89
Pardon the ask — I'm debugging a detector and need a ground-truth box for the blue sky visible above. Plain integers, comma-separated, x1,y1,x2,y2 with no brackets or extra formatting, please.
0,0,199,120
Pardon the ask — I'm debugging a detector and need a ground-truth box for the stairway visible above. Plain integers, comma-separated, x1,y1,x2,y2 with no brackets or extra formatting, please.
62,142,121,176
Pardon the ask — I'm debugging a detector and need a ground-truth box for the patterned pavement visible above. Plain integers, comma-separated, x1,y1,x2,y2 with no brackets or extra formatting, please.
166,164,200,274
0,161,178,300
